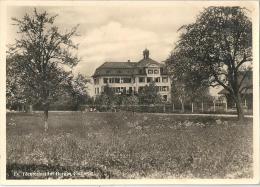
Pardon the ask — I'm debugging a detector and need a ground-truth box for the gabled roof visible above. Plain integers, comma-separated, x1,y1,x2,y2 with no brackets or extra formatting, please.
136,58,163,67
92,49,167,77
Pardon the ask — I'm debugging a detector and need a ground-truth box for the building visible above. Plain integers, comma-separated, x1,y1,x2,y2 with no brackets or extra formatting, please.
218,70,253,110
92,49,171,101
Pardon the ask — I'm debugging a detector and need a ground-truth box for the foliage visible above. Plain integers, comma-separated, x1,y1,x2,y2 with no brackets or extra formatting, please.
66,74,90,110
122,95,139,106
94,85,116,110
167,53,212,107
7,112,253,179
138,82,162,105
6,55,27,110
167,6,252,120
7,9,80,129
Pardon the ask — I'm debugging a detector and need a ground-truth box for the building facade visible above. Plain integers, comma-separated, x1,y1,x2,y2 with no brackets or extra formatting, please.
92,49,171,101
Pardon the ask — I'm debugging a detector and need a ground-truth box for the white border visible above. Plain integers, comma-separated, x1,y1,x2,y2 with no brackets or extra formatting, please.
0,0,259,185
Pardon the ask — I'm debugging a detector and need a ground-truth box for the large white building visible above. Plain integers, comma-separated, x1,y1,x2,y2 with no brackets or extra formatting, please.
92,49,171,101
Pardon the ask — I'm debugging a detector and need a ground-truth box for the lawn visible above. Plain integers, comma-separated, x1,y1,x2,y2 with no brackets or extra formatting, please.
6,112,253,179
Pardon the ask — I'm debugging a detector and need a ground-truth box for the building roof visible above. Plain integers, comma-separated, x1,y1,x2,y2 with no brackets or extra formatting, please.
98,62,136,69
93,49,167,77
136,58,164,67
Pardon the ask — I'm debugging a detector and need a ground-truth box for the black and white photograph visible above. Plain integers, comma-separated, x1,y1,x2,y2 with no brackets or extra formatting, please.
0,0,259,185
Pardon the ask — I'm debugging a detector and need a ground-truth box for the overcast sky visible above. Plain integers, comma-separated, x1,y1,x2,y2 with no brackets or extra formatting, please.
6,1,255,95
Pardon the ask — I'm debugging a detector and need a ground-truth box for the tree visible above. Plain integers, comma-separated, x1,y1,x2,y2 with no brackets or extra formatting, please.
167,7,252,120
138,82,162,105
166,53,213,112
6,55,27,111
66,74,89,110
8,9,80,130
122,94,139,112
94,85,116,111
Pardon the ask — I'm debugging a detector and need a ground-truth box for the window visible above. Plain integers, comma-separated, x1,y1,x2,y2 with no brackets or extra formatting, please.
162,77,168,83
147,77,152,83
106,70,110,74
97,88,99,94
109,78,114,83
154,69,159,74
115,78,120,83
163,95,167,101
121,87,126,93
161,86,169,91
94,78,99,85
139,77,145,83
122,78,131,83
117,70,122,74
116,87,121,93
129,87,133,94
103,78,108,84
148,69,153,74
155,77,160,82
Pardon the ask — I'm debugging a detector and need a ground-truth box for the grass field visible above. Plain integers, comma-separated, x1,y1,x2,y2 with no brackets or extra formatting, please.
6,112,253,179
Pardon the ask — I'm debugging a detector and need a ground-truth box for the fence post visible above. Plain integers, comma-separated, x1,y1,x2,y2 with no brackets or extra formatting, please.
191,102,194,113
172,103,175,112
29,105,33,113
201,102,204,113
163,104,166,113
225,102,228,112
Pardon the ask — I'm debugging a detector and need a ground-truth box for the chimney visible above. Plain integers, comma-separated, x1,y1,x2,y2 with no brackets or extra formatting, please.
128,59,130,62
143,48,149,59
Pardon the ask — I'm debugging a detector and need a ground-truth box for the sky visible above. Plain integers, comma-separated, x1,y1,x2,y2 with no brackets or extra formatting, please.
5,1,255,96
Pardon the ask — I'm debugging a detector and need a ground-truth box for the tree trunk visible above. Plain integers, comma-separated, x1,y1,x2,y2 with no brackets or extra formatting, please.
43,105,49,132
234,94,245,121
180,99,185,113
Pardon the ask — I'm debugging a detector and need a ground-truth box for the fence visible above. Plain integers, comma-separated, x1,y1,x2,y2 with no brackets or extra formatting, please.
80,101,242,114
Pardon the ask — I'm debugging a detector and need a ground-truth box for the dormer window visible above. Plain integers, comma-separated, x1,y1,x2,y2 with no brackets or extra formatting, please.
148,70,153,74
154,69,159,74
